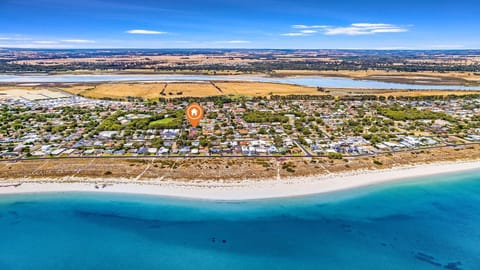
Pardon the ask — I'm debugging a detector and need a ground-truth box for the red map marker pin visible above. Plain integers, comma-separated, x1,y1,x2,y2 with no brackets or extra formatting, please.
186,103,204,128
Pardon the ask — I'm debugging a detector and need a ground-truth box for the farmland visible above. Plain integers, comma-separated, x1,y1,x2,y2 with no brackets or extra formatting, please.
60,81,321,99
54,82,480,100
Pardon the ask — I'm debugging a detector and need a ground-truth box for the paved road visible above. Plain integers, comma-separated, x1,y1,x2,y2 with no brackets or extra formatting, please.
293,139,312,157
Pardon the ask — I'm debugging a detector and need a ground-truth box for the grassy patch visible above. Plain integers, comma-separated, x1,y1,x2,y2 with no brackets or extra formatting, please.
149,118,178,128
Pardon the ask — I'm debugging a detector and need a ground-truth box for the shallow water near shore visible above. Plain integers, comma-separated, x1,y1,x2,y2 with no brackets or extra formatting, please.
0,169,479,269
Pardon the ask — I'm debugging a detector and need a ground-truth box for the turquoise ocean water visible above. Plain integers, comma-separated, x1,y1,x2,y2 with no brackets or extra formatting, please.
0,170,479,270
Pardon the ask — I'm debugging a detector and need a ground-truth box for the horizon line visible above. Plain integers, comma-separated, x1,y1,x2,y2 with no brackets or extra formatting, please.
1,47,479,51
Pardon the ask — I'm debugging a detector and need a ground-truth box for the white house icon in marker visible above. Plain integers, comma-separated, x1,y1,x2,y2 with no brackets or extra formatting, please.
191,108,198,117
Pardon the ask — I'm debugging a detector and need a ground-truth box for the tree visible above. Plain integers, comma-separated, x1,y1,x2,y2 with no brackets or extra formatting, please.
151,137,164,148
328,152,343,159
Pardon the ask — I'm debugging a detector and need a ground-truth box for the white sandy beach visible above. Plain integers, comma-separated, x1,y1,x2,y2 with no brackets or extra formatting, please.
0,160,479,200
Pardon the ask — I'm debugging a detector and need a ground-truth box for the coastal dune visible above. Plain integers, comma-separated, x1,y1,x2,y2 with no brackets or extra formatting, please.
1,160,479,200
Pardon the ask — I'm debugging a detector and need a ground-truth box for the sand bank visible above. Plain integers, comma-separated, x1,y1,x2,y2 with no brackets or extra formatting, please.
0,160,479,200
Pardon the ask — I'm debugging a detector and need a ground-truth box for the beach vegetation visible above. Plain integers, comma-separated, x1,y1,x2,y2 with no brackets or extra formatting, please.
373,160,383,166
328,152,343,159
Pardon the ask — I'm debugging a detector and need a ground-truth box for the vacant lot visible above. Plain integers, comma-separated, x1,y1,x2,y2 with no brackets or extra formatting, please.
76,83,167,99
214,82,318,96
163,82,220,97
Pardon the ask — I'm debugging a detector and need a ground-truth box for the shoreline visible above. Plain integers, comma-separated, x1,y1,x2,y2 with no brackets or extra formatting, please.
0,159,479,200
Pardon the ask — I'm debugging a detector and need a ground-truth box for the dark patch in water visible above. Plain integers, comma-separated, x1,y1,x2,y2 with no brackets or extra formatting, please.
431,202,451,212
147,224,164,229
209,237,227,245
74,210,204,228
340,223,352,232
214,201,247,205
443,261,462,270
415,252,442,267
414,252,463,269
265,214,298,221
75,210,155,222
369,214,413,222
10,201,35,207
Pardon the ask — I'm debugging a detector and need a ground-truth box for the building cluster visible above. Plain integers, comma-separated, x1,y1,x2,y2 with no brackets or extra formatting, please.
1,93,479,159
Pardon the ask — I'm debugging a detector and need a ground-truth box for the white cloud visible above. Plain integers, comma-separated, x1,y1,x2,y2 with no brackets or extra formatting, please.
324,27,369,35
300,30,317,34
292,25,328,29
0,37,97,48
281,32,308,37
33,41,59,44
281,29,317,37
211,40,251,45
324,23,408,36
126,29,167,35
351,23,392,28
3,42,69,49
224,40,250,44
0,35,32,41
371,28,407,33
61,39,96,43
284,23,408,37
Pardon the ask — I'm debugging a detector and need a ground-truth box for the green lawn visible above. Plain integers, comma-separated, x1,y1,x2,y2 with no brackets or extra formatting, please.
148,117,181,129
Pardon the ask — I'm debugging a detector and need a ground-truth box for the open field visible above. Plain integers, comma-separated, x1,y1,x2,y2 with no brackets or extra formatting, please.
73,83,167,99
272,70,480,86
60,81,322,99
64,82,480,99
1,145,479,181
163,82,221,96
213,82,318,96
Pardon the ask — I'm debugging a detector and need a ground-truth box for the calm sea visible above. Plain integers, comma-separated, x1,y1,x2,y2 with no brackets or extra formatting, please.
0,170,479,270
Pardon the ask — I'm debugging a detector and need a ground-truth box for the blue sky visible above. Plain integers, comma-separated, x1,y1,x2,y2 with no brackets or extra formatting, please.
0,0,479,49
